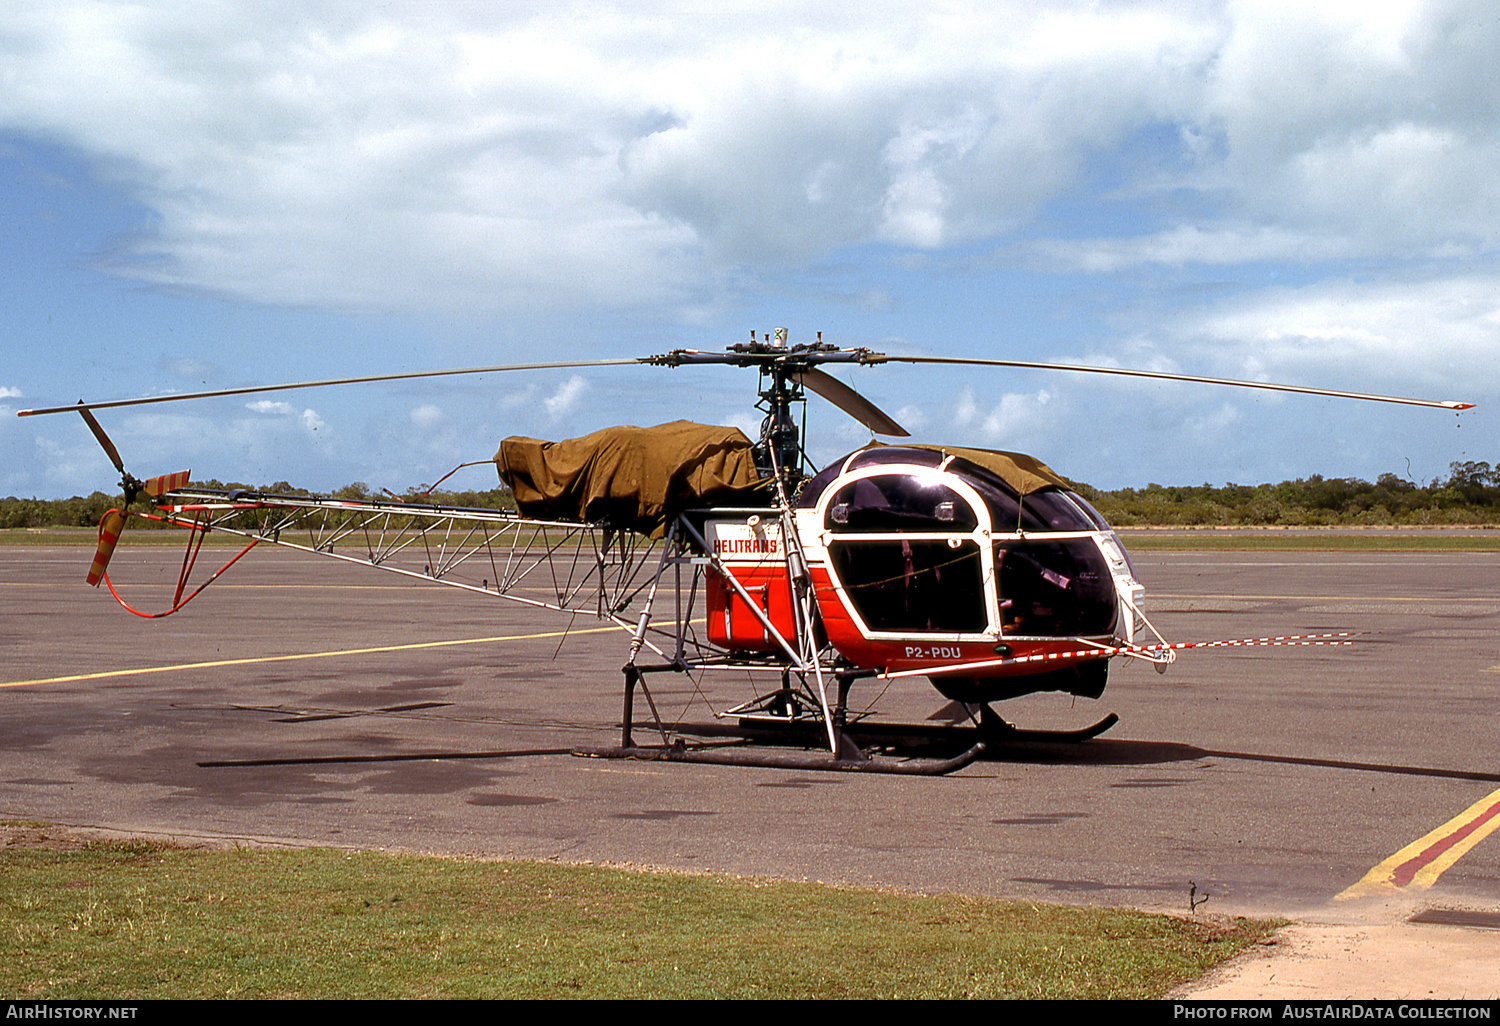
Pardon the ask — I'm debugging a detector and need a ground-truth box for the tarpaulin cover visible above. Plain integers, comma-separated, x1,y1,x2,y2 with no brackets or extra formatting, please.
495,421,767,537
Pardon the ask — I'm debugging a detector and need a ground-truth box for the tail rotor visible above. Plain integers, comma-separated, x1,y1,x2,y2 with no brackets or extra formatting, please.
75,403,190,586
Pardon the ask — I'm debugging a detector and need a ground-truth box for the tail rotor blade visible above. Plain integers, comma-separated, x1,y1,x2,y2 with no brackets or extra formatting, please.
793,367,909,437
86,510,126,587
143,470,191,498
76,404,125,474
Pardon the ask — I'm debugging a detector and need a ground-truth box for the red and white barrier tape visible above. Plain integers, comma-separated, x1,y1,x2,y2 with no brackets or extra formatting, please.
884,632,1367,680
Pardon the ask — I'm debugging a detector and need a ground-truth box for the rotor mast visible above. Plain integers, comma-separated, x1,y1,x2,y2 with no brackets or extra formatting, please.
646,328,879,496
751,328,812,491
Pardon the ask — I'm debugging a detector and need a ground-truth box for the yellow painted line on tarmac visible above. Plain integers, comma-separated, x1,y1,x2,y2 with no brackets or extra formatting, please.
0,625,626,689
1336,784,1500,900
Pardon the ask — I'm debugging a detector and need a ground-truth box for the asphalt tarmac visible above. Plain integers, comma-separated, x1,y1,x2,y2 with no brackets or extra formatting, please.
4,541,1499,922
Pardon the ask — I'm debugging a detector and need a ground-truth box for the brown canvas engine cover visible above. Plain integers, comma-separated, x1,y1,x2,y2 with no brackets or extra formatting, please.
495,421,767,537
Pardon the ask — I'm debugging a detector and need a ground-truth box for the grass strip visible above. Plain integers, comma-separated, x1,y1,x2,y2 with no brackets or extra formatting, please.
0,836,1273,1000
0,528,254,545
1119,532,1500,551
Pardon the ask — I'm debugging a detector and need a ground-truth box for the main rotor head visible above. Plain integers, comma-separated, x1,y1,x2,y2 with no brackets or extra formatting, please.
644,328,911,490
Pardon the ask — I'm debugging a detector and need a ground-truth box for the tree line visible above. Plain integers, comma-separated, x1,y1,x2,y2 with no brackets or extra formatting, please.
6,461,1500,530
0,480,517,531
1074,461,1500,527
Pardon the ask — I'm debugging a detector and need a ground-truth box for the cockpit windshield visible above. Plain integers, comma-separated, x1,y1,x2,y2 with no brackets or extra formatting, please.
969,480,1095,534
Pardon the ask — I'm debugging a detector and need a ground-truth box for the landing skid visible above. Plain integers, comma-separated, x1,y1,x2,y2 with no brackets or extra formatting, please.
575,664,984,776
976,705,1119,744
732,707,1121,748
573,664,1113,777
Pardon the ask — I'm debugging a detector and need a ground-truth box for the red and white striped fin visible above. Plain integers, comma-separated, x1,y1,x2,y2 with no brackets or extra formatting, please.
143,470,191,497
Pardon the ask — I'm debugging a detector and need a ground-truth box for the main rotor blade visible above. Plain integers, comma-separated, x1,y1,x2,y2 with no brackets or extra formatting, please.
792,368,910,437
76,404,126,473
869,356,1474,411
18,359,645,417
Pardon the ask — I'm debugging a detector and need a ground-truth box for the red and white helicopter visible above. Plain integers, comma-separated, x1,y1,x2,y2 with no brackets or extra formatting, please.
18,330,1473,774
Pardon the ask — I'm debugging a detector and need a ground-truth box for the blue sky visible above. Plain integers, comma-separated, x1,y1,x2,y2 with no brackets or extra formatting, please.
2,1,1495,499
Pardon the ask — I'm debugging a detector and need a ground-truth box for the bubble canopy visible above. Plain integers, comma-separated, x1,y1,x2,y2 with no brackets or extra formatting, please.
798,445,1132,651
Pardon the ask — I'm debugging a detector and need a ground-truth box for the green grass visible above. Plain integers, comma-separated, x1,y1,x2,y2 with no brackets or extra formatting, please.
0,528,252,545
0,836,1273,999
1119,531,1500,551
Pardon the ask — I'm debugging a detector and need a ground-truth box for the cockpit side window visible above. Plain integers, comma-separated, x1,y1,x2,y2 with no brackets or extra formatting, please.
828,538,988,633
820,467,989,634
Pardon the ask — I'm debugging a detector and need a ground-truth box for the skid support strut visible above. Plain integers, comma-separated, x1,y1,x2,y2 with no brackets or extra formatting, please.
620,664,636,749
575,663,986,776
616,662,679,751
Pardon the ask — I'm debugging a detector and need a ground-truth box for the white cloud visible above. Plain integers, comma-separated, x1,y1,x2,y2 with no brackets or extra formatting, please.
1185,401,1242,440
979,389,1052,445
1026,226,1352,272
241,398,327,435
948,387,1055,450
0,386,22,398
409,403,443,428
162,357,218,382
722,411,760,440
34,433,111,491
893,404,926,432
0,1,1224,310
1168,273,1500,396
1178,0,1500,260
543,375,588,421
952,387,979,429
1,0,1494,315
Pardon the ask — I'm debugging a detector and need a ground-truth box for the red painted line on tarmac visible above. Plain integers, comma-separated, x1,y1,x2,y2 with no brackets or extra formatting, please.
1389,794,1500,887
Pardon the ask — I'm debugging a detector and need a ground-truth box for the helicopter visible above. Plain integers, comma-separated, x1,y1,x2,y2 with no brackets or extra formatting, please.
18,329,1474,775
